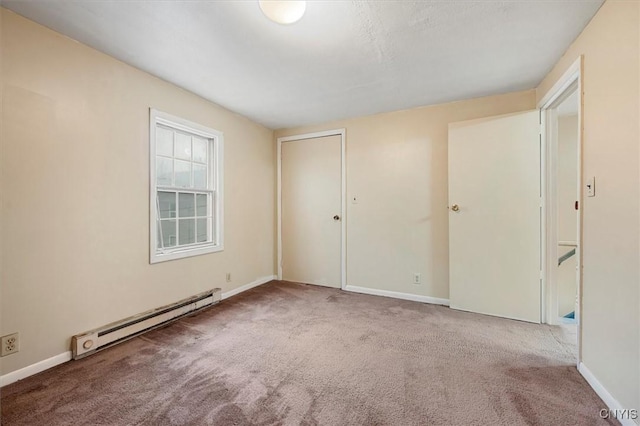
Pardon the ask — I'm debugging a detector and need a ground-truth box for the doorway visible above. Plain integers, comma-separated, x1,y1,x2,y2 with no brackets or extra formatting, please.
539,56,583,364
277,130,346,289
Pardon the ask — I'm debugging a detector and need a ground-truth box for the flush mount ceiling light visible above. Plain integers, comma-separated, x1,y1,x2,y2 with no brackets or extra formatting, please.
259,0,306,25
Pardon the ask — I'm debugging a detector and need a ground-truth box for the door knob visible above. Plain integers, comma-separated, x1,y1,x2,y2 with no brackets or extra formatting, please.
451,204,460,212
333,215,340,221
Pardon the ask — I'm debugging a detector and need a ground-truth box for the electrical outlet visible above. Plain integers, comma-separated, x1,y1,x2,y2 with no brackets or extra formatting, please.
1,333,19,356
226,273,231,282
413,273,421,285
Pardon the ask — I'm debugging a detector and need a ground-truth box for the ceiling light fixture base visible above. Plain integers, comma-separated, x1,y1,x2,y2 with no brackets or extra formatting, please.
259,0,306,25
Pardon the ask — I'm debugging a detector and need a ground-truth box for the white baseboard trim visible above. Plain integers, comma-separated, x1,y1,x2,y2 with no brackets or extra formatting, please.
344,285,449,306
578,362,638,426
221,275,277,300
1,275,276,388
0,351,72,388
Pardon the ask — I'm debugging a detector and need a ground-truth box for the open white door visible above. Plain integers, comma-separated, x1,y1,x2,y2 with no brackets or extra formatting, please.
448,110,541,323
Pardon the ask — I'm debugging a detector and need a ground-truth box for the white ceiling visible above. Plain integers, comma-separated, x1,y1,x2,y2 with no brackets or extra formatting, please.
3,1,603,129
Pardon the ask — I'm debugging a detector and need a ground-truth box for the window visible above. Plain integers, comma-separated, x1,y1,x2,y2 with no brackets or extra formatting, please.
150,109,223,263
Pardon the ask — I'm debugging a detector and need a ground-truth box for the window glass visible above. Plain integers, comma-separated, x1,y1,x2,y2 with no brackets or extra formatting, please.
156,127,173,157
158,192,176,218
160,220,177,248
178,193,195,217
196,194,207,216
193,164,207,189
174,133,192,160
193,137,207,163
174,160,191,188
178,219,196,245
156,157,173,186
196,218,208,243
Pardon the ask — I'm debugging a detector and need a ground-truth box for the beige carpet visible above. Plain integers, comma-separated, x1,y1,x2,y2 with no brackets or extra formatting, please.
1,281,614,425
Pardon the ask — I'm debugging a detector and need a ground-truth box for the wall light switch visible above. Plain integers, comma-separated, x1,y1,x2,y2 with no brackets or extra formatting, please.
586,177,595,197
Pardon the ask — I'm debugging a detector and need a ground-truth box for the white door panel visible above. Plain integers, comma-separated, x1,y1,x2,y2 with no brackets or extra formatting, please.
281,135,342,288
448,110,541,323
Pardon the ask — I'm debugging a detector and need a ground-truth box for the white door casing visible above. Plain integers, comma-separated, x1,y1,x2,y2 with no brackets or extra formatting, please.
448,110,542,323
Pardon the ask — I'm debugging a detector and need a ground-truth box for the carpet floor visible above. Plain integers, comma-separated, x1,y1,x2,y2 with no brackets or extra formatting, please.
1,281,614,425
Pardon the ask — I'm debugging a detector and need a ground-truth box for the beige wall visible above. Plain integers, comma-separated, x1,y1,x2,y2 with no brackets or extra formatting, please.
276,91,536,300
0,10,275,375
537,0,639,412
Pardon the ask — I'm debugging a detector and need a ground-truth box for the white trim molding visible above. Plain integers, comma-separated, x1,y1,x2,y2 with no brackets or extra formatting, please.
578,362,638,426
538,56,582,110
221,275,277,300
344,285,449,306
276,129,347,290
0,351,72,387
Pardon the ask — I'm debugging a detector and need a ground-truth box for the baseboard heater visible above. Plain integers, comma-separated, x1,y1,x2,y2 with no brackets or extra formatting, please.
71,288,221,360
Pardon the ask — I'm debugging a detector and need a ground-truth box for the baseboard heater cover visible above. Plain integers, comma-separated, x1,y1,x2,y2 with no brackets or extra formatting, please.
72,288,221,360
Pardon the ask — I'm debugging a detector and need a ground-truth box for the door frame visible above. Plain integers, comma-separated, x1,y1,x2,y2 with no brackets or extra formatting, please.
276,129,347,290
538,56,583,364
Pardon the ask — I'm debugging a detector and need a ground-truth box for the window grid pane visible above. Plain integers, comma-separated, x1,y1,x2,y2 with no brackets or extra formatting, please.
196,218,208,243
178,219,196,245
156,127,174,157
156,157,173,186
160,219,177,248
178,192,195,217
158,192,176,219
174,132,192,160
196,194,207,216
174,160,192,188
193,164,207,189
193,137,207,164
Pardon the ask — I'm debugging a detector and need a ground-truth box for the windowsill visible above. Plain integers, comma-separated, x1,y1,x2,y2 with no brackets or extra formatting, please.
150,244,224,264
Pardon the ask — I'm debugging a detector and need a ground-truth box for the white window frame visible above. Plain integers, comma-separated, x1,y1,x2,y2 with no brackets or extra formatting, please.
149,109,224,263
